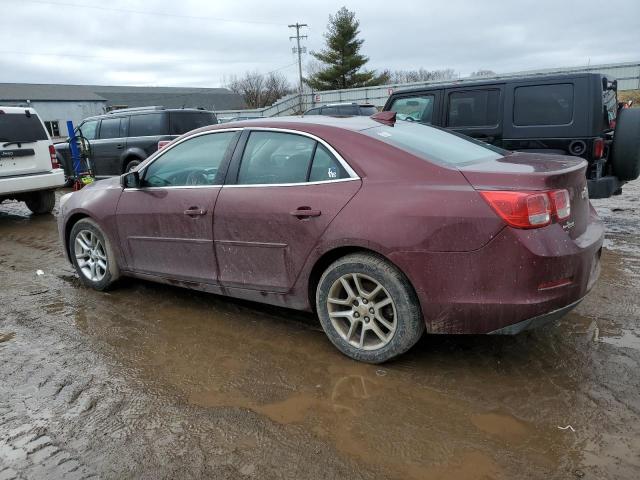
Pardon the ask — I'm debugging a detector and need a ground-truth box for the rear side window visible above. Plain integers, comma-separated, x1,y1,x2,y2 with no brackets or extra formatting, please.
170,112,217,135
447,90,500,127
237,131,315,185
0,113,48,142
309,144,348,181
390,96,435,124
305,108,321,115
129,113,168,137
337,105,359,116
321,106,338,115
363,122,504,166
99,118,121,139
359,105,378,116
513,84,574,126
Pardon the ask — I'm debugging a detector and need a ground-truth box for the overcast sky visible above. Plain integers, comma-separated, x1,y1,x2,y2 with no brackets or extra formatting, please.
1,0,638,88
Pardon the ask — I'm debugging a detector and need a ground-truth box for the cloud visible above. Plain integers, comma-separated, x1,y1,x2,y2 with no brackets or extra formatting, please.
0,0,638,87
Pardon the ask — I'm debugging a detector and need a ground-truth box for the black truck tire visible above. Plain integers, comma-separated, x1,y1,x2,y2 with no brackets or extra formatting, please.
25,190,56,215
611,108,640,181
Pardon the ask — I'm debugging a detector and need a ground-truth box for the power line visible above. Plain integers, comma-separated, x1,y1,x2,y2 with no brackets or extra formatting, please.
15,0,284,26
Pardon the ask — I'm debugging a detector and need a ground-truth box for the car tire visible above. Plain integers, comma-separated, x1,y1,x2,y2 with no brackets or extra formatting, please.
611,108,640,181
69,218,120,291
25,190,56,215
124,159,141,173
316,253,424,363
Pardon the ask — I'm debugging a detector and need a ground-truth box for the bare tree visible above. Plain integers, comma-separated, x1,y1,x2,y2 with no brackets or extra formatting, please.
225,71,291,108
386,68,457,84
469,69,497,78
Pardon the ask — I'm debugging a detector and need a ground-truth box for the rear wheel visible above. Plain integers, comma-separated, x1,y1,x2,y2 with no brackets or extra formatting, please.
25,190,56,215
611,108,640,181
69,218,119,291
316,253,424,363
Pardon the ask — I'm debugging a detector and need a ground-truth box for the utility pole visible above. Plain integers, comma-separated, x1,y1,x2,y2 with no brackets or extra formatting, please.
289,22,307,113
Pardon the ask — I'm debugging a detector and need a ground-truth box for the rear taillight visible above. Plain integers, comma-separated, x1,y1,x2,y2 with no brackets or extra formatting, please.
158,140,171,150
479,191,551,229
593,138,604,159
549,189,571,220
480,189,573,229
49,145,60,169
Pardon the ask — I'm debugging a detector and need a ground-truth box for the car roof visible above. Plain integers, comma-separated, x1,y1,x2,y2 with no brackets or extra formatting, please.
82,108,214,122
0,106,39,115
390,72,602,96
311,102,375,108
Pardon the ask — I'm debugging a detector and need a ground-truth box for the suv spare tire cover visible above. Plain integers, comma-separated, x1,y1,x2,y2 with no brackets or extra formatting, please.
611,108,640,181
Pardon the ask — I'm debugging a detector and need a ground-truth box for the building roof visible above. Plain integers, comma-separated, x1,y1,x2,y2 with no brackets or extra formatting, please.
0,83,106,101
0,83,246,110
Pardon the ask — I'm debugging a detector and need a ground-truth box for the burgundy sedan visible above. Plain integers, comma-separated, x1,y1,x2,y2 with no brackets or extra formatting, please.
57,115,603,363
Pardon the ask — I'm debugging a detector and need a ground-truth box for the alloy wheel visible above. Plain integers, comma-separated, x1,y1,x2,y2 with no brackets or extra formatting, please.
326,273,397,350
74,229,107,282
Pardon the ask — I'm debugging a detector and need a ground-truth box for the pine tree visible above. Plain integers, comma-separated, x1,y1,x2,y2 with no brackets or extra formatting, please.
306,7,388,91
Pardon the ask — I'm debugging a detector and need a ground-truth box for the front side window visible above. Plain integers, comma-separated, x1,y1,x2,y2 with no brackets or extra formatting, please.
141,132,235,187
99,118,121,139
305,108,321,116
390,96,435,124
237,131,316,185
513,84,574,126
321,106,339,116
447,89,500,127
129,113,167,137
337,105,359,116
359,105,378,116
78,120,98,140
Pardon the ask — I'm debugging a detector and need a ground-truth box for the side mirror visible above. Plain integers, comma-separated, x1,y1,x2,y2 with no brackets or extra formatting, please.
121,170,140,188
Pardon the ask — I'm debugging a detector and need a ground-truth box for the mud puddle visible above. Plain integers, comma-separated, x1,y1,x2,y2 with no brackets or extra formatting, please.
1,185,640,479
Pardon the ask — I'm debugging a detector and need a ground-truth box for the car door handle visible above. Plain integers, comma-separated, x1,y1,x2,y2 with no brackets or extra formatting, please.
290,207,321,218
116,144,124,149
184,207,207,216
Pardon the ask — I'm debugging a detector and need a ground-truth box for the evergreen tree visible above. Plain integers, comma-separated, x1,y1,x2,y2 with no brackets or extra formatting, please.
306,7,388,91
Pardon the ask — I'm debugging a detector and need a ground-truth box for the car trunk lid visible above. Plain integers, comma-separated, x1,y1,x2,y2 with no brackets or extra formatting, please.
459,152,590,239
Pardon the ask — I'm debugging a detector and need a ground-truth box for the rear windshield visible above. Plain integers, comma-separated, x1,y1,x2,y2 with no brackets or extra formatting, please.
170,111,218,135
362,121,505,166
0,112,48,143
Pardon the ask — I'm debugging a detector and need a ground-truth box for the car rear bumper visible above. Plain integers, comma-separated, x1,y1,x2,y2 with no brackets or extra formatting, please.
389,211,604,334
487,297,584,334
0,170,65,196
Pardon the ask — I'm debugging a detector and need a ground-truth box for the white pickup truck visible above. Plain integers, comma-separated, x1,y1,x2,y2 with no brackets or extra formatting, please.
0,106,65,214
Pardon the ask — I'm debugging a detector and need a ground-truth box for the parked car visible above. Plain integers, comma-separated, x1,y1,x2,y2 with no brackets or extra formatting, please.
54,106,218,179
383,73,640,199
304,102,378,116
57,115,603,363
0,106,65,214
218,116,261,123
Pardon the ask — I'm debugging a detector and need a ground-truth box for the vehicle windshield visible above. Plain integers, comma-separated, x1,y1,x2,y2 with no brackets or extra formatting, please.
362,121,506,166
169,111,218,135
0,112,48,143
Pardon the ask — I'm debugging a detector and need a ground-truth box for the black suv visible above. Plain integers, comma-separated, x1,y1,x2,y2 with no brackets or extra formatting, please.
55,106,218,178
304,102,378,117
383,73,640,198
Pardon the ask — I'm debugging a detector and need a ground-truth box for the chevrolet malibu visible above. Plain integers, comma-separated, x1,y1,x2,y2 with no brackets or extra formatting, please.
58,114,604,363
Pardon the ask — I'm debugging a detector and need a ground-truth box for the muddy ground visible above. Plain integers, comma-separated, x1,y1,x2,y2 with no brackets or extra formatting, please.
1,181,639,480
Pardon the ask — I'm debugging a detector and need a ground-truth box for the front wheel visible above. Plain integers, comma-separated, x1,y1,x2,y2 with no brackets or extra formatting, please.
124,159,141,173
69,218,120,291
316,253,424,363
